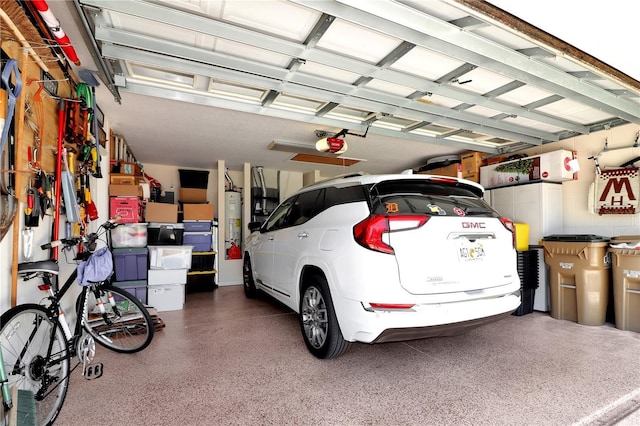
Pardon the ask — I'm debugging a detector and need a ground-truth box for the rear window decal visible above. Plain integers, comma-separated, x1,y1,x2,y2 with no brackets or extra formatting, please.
385,202,399,213
427,204,446,215
453,207,466,216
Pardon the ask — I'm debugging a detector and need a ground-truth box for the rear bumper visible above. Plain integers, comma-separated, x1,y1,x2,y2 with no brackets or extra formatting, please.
371,310,513,344
335,290,521,344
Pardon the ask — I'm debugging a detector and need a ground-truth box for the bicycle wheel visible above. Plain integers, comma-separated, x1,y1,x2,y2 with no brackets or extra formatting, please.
0,304,70,426
81,285,154,353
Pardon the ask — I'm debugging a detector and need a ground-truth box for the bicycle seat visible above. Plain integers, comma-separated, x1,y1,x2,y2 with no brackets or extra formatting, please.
18,260,59,275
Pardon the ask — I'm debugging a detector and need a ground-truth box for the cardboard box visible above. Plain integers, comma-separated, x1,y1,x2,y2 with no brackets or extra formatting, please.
110,173,136,185
462,172,479,183
145,202,178,223
417,163,461,178
109,184,141,197
179,188,207,202
461,152,483,177
480,149,575,189
120,161,142,176
183,203,214,220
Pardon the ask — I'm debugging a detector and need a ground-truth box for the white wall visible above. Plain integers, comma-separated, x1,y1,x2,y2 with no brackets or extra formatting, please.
515,123,640,237
0,149,111,316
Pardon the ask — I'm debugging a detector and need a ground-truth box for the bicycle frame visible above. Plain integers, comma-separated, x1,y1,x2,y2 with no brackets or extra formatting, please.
13,262,107,403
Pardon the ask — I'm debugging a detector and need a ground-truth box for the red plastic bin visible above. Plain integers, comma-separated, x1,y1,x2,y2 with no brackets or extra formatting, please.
109,196,142,223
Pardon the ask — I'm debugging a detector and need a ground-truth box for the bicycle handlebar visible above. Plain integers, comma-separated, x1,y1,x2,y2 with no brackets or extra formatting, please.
40,216,122,251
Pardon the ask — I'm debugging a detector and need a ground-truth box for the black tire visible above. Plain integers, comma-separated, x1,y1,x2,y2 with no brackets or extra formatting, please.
299,275,351,359
1,304,70,426
81,285,154,353
243,256,258,298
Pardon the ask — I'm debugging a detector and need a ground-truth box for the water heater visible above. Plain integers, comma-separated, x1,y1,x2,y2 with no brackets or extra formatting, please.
225,191,242,258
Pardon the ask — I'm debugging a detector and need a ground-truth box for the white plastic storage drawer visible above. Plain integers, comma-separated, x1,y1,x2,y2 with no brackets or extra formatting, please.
148,268,188,285
147,284,185,312
148,245,193,269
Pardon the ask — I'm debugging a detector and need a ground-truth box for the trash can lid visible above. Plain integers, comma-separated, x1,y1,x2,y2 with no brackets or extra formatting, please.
542,234,610,242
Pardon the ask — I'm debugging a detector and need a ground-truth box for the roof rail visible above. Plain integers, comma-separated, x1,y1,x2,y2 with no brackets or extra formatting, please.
312,171,368,186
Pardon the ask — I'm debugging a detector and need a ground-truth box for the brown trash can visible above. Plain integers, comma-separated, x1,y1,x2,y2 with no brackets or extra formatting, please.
542,235,610,326
609,236,640,332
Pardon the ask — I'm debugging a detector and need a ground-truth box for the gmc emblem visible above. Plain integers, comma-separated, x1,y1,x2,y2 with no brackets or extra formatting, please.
462,222,486,229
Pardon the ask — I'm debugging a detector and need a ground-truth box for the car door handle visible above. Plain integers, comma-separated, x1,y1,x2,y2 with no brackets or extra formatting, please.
268,236,275,241
298,232,309,238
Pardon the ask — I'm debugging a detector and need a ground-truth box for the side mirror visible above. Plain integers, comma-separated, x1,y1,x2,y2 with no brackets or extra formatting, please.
248,221,262,232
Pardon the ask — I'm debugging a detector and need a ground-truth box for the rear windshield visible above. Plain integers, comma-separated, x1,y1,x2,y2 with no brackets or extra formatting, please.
368,179,497,217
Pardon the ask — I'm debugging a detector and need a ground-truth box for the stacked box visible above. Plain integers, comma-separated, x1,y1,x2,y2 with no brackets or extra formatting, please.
179,169,209,203
183,232,212,252
179,169,209,188
148,268,187,285
183,220,212,232
145,202,178,223
186,273,216,293
110,197,143,223
109,184,141,197
461,152,483,183
183,205,214,220
110,174,136,185
113,280,148,304
113,247,148,281
148,284,185,311
147,223,184,245
148,245,193,270
110,223,148,248
189,252,215,271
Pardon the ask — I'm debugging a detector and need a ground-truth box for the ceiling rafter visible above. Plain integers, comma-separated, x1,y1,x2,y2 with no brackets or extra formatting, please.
74,0,640,163
292,0,640,122
85,0,591,134
95,26,572,142
101,40,551,144
121,79,499,153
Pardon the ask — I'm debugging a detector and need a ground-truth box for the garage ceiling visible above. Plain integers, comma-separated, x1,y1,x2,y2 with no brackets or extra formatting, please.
49,0,640,174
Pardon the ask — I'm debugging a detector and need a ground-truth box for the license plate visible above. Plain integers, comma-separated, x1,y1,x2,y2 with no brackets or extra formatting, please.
458,243,486,261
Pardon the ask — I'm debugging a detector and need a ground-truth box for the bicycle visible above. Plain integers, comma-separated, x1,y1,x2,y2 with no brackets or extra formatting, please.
0,218,154,426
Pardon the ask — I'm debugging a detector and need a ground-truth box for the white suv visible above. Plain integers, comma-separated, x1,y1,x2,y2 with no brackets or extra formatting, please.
243,173,521,359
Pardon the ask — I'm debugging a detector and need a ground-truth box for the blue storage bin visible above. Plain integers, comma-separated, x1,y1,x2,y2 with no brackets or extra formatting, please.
183,220,212,232
183,232,212,252
113,247,148,281
113,280,148,304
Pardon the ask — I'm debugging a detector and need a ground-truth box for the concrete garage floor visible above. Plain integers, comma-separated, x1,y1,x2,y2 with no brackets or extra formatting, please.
57,285,640,426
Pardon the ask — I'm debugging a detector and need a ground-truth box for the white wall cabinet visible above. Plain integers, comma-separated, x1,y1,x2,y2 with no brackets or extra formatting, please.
487,182,564,312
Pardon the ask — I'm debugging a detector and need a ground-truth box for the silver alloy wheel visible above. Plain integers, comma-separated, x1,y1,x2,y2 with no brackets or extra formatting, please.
301,286,328,349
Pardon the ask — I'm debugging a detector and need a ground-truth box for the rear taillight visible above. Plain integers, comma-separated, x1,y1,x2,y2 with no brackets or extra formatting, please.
353,215,429,254
499,217,516,249
368,303,415,310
